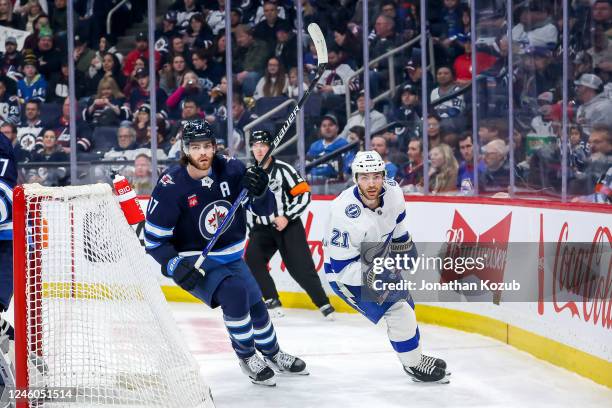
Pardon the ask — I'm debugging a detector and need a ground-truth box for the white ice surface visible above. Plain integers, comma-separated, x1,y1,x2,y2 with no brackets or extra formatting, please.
170,303,612,408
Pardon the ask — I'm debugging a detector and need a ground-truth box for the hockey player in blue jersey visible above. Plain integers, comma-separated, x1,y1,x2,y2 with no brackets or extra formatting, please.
145,119,308,386
323,151,449,383
0,127,17,398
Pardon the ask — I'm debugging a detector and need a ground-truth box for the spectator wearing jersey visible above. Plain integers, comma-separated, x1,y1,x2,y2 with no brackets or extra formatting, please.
83,77,130,128
307,114,349,179
27,129,69,187
575,73,612,135
429,144,458,194
370,135,398,179
156,11,180,50
191,49,222,89
16,100,44,153
0,79,20,125
316,46,356,113
233,24,271,96
340,91,387,138
104,122,167,164
253,57,288,100
17,56,47,103
456,132,485,188
47,60,87,103
205,0,227,35
53,97,92,153
431,65,464,121
123,32,161,78
0,36,23,79
512,3,558,50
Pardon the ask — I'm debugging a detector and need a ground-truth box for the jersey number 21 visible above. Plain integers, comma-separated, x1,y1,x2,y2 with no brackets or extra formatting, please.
330,229,349,248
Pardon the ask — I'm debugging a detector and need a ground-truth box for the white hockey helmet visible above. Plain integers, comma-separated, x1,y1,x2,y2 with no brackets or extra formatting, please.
351,151,386,183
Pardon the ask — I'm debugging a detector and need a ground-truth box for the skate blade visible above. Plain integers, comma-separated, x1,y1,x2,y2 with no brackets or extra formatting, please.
323,313,336,321
251,378,276,386
268,364,310,376
278,368,310,376
411,377,450,384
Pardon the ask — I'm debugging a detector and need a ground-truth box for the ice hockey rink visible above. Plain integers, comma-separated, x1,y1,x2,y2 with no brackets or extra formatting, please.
170,303,612,408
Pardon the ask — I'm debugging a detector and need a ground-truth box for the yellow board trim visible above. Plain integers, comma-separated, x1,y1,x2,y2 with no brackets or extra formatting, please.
161,287,611,388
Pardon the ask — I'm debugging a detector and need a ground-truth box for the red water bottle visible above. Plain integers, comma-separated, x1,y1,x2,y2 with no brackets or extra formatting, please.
113,174,145,225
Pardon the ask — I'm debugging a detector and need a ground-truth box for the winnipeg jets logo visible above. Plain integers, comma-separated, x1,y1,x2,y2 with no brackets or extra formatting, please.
201,176,214,188
199,200,233,239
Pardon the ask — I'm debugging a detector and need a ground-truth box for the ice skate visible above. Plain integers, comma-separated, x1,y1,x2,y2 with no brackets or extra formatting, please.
239,354,276,386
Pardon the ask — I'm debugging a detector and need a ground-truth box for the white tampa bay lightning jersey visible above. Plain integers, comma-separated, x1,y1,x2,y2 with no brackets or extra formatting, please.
323,179,412,287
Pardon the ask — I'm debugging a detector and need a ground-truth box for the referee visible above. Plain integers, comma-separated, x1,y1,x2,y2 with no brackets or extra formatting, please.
245,130,335,320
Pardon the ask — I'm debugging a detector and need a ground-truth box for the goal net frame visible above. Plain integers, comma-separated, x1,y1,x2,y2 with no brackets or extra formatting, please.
12,183,214,408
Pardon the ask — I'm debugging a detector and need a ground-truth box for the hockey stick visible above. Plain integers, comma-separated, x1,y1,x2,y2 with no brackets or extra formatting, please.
193,23,328,273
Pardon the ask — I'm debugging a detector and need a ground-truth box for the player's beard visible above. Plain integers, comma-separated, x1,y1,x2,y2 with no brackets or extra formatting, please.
358,184,382,207
187,154,212,171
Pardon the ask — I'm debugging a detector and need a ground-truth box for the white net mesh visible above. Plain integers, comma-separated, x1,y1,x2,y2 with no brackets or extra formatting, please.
18,183,214,407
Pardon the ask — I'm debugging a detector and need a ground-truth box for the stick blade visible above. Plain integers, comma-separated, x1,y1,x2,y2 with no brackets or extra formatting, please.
307,23,328,65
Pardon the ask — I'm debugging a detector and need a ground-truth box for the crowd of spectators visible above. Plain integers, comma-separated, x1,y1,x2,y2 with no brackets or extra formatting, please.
0,0,609,202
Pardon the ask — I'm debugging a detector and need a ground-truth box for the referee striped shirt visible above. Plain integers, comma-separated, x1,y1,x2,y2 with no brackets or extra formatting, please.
247,157,311,227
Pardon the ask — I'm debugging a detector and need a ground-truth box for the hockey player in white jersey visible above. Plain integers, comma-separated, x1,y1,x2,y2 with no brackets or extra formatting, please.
323,151,449,383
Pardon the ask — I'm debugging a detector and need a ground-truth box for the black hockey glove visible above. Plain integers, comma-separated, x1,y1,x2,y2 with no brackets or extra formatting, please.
243,166,269,198
166,256,203,292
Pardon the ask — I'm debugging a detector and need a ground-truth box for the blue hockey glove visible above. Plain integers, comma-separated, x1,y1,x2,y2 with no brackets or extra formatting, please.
166,256,204,291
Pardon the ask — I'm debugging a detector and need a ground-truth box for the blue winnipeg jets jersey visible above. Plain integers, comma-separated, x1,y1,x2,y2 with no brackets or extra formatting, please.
144,155,273,270
0,132,17,240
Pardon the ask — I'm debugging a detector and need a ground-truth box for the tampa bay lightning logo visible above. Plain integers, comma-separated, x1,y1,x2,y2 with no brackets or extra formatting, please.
345,203,361,219
199,200,233,239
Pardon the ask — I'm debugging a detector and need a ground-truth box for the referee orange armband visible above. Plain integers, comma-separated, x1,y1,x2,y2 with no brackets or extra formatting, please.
289,181,311,197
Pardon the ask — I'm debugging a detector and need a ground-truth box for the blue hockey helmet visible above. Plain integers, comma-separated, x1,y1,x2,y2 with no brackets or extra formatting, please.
182,119,215,154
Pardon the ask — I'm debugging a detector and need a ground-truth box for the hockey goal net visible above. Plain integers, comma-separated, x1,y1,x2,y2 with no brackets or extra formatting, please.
12,183,215,407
